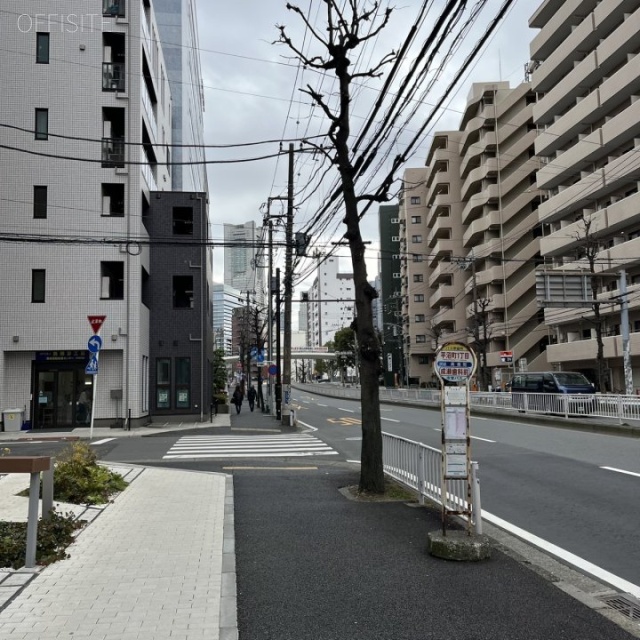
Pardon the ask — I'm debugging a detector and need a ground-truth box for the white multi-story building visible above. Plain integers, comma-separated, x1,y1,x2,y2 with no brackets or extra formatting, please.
529,0,640,391
306,257,355,347
212,283,244,355
0,0,211,429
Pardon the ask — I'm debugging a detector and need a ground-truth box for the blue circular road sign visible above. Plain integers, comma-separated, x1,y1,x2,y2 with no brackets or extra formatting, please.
87,335,103,353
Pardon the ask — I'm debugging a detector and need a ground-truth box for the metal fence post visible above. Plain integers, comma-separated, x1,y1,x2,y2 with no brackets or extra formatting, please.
25,471,41,568
417,447,425,505
471,461,482,535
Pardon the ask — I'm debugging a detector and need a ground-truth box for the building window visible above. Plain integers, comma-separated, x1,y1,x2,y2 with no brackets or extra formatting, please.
32,269,45,303
412,254,423,262
101,183,125,216
416,335,426,343
393,272,401,279
36,33,50,64
411,215,421,224
410,197,421,205
156,358,171,409
173,275,193,308
413,274,424,283
172,206,193,235
100,261,124,299
33,186,47,219
411,235,422,243
419,356,429,365
414,294,424,302
175,357,191,408
35,108,48,140
415,314,425,323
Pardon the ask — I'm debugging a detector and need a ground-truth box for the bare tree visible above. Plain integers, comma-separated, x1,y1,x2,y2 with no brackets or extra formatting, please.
466,297,492,391
576,214,608,392
277,1,396,492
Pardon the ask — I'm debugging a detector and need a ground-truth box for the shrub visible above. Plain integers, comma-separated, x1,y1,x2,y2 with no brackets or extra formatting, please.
0,511,84,569
53,441,128,505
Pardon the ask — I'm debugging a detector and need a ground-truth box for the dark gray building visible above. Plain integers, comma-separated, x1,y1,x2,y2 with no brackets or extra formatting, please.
148,191,213,420
378,204,405,387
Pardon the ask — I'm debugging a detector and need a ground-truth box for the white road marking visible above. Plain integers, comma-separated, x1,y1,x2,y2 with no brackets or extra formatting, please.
338,408,355,413
164,434,338,459
347,459,361,464
381,417,400,423
432,428,495,443
297,420,317,432
90,438,116,445
317,404,328,407
345,437,362,441
483,510,640,599
600,466,640,478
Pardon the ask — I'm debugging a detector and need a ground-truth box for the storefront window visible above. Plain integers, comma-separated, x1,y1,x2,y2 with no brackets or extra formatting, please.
156,358,170,408
175,357,190,409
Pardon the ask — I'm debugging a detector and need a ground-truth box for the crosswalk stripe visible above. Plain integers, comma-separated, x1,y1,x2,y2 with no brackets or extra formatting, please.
163,434,338,459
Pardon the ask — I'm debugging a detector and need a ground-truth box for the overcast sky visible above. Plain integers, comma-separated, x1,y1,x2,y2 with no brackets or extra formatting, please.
195,0,534,295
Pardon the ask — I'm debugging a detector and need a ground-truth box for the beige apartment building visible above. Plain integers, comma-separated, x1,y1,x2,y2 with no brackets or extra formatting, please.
401,81,547,388
530,0,640,391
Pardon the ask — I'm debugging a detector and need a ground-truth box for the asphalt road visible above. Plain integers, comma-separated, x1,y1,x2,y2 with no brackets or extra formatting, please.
294,388,640,592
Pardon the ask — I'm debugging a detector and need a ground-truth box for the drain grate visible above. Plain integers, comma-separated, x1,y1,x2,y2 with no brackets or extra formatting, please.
597,593,640,621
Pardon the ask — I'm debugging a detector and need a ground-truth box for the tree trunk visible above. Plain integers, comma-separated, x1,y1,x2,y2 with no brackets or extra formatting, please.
333,59,384,494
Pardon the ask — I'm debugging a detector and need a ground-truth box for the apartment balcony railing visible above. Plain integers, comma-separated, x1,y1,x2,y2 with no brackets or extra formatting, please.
102,137,125,168
103,0,125,17
102,63,125,92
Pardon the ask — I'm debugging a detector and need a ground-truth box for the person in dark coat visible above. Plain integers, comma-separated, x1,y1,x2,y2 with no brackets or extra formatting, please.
232,385,243,414
247,386,257,412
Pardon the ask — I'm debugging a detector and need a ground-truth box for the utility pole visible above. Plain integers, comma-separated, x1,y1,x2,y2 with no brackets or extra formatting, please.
282,143,294,425
275,268,282,420
619,269,633,396
267,218,273,415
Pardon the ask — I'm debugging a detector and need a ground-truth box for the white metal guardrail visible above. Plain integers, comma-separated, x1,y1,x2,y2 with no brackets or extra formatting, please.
382,431,482,532
300,383,640,424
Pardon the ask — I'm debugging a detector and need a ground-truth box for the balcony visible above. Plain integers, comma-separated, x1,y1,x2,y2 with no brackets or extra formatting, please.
141,147,157,191
102,63,125,92
103,0,125,17
102,137,125,168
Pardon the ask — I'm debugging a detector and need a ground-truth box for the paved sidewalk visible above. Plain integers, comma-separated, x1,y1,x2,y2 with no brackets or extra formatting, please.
0,466,236,640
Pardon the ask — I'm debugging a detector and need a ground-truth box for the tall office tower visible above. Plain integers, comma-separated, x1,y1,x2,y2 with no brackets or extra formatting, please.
530,0,640,391
154,0,207,192
0,0,211,428
212,283,244,355
223,222,265,303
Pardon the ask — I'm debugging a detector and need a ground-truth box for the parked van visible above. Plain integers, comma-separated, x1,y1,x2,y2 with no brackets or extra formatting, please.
510,371,596,415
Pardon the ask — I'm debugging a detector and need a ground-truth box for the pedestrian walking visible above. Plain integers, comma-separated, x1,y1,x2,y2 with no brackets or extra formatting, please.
232,385,243,414
247,385,257,412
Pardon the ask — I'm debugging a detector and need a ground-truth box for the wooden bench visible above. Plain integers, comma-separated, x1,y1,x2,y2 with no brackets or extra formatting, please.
0,456,53,568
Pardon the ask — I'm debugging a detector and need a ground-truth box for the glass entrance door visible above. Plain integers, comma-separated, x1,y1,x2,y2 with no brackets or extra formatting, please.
33,365,92,429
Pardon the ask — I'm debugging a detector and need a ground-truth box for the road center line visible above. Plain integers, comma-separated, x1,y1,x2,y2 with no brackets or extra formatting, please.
338,408,355,413
600,466,640,478
471,436,496,443
91,438,116,445
317,403,328,407
381,417,400,423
